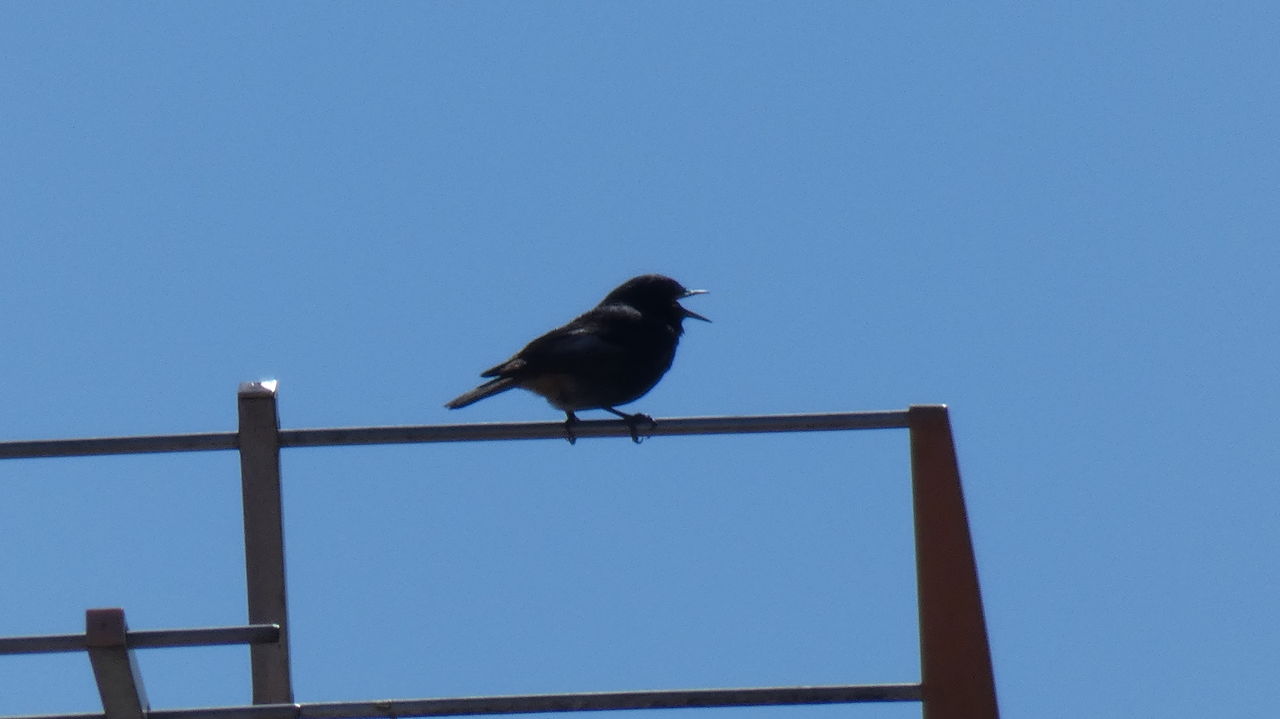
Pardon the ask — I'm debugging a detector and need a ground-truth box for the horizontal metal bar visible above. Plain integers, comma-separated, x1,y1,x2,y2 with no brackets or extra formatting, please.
298,684,923,717
0,411,910,461
0,624,280,655
280,411,911,448
2,685,923,719
0,432,237,460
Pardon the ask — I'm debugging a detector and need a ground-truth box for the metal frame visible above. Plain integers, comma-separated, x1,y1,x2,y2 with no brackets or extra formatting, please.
0,384,998,719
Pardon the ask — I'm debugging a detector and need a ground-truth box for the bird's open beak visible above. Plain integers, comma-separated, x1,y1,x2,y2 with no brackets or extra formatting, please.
680,289,710,322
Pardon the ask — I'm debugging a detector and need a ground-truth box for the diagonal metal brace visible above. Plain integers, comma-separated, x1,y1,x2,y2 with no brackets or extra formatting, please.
85,608,149,719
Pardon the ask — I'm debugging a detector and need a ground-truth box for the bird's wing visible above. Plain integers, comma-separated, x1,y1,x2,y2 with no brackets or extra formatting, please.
481,310,636,378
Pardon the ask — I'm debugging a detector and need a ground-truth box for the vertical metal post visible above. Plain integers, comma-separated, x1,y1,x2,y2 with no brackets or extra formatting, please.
237,380,294,703
85,608,149,719
908,405,999,719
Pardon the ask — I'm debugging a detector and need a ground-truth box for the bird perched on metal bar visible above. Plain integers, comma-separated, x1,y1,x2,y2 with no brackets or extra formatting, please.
445,274,709,443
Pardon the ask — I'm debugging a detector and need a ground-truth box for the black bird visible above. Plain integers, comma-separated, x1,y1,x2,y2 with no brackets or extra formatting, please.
445,274,709,443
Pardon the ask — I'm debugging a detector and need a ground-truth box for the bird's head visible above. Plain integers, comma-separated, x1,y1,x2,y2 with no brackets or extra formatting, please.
601,274,710,326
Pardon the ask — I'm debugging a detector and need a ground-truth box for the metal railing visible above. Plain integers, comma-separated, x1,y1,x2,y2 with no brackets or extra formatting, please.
0,411,910,458
0,382,998,719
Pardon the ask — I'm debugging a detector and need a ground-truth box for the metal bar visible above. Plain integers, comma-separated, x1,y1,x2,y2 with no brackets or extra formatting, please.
279,411,910,448
0,411,907,461
298,684,922,718
130,624,281,650
237,381,294,704
0,432,237,460
2,685,923,719
84,609,149,719
908,405,999,719
0,624,281,655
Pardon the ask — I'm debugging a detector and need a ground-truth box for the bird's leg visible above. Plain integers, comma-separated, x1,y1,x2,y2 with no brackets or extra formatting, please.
604,407,655,444
562,411,579,445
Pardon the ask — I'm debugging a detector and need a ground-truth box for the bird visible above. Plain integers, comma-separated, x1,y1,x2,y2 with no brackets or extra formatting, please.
445,274,709,443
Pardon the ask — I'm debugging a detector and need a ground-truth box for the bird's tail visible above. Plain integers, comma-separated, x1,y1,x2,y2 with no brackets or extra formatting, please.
444,376,519,410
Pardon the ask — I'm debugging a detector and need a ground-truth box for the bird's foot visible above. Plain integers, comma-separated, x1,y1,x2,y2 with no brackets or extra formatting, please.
563,412,579,445
626,413,655,443
606,408,655,444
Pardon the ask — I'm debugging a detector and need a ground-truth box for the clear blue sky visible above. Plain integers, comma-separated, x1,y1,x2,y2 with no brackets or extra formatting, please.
2,3,1277,718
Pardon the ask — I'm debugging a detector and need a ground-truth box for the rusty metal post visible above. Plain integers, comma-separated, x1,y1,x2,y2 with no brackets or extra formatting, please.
908,405,999,719
237,381,294,703
85,609,148,719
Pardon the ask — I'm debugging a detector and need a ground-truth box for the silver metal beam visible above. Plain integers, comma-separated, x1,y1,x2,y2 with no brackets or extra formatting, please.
0,623,280,655
84,609,149,719
2,684,923,719
237,381,293,704
0,411,908,460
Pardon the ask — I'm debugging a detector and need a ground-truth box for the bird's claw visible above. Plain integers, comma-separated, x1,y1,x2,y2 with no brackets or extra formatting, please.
563,414,578,445
623,412,655,444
